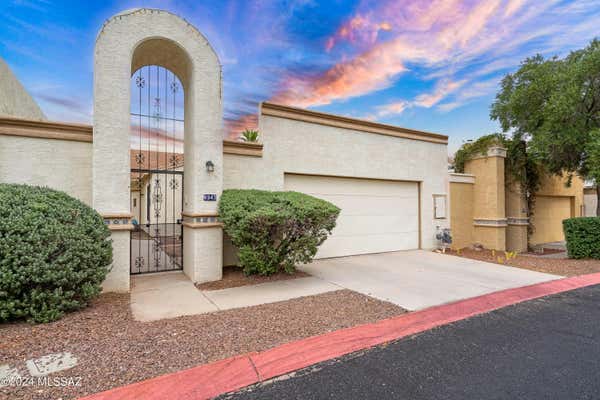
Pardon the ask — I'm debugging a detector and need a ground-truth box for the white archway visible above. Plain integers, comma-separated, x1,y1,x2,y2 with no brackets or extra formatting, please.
94,9,223,291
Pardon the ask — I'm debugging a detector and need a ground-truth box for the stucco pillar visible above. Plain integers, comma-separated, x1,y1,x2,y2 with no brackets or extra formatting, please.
505,180,529,252
449,173,475,249
464,147,507,251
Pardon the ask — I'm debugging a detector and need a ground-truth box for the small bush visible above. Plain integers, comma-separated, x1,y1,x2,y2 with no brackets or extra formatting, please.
219,189,340,275
0,184,112,323
563,217,600,259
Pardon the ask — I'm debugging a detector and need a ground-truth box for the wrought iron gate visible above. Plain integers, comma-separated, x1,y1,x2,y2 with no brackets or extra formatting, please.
130,65,184,274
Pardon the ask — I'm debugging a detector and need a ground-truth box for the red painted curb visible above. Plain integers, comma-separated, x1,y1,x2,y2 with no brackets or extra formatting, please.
78,354,259,400
80,272,600,400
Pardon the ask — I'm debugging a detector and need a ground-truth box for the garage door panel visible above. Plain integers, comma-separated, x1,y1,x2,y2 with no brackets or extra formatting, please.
284,173,419,258
285,174,416,196
333,215,419,236
317,233,419,259
315,195,418,216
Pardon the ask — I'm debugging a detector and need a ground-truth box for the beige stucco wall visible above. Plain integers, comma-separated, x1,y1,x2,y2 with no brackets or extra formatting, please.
529,173,584,245
505,180,528,252
222,107,449,263
0,58,45,121
584,188,598,216
449,179,474,249
536,173,584,208
262,113,449,250
0,135,92,204
529,195,572,245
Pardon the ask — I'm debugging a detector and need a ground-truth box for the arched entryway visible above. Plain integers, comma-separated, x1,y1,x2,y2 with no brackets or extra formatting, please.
130,65,185,274
94,9,224,292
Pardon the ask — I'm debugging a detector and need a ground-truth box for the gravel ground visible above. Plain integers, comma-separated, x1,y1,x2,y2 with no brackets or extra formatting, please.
1,290,405,400
446,248,600,276
196,266,310,291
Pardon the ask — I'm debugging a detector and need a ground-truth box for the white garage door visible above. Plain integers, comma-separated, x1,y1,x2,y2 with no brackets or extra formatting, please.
284,174,419,258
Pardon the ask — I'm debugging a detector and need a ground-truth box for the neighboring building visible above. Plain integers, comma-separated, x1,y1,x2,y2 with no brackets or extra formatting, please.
0,9,450,292
0,58,45,121
449,147,585,252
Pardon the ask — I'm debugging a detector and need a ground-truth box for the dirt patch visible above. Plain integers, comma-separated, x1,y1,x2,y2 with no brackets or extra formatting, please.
1,290,405,400
446,248,600,277
196,266,311,291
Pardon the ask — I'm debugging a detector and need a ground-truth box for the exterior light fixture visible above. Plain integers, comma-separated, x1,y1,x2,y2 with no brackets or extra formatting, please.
205,160,215,173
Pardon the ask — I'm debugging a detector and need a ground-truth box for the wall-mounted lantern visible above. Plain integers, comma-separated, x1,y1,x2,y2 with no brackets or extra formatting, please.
205,160,215,173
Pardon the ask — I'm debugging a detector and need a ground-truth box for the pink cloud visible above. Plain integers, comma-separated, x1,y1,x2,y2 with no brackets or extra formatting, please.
376,79,466,117
504,0,527,17
414,79,467,108
268,0,538,112
271,41,410,108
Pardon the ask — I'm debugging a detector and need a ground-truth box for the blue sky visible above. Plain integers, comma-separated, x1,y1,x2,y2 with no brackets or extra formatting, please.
2,0,600,152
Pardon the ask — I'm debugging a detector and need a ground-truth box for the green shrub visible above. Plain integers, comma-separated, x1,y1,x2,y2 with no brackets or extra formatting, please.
563,217,600,259
0,184,112,323
219,189,340,275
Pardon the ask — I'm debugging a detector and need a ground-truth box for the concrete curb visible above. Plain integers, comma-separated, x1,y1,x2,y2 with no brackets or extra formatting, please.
79,272,600,400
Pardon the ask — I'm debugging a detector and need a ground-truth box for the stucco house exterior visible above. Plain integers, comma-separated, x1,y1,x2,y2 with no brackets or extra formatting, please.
0,9,450,293
449,147,586,252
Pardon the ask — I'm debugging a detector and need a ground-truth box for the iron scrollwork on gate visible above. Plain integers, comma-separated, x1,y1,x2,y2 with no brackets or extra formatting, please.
130,65,184,274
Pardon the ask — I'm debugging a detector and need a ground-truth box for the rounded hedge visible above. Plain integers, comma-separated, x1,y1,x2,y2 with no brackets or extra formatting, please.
219,189,340,275
563,217,600,259
0,184,112,323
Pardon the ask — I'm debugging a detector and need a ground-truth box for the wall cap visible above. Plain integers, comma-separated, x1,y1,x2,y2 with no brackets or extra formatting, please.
473,218,508,227
0,117,93,143
507,217,530,226
223,140,263,157
468,146,508,161
1,117,264,157
449,172,475,184
261,102,448,145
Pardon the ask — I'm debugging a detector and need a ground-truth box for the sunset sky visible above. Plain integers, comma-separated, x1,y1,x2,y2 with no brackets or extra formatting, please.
2,0,599,152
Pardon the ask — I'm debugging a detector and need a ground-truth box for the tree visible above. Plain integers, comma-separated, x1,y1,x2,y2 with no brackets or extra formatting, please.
491,39,600,215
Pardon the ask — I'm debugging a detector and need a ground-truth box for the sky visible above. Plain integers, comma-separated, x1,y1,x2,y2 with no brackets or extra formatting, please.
2,0,600,153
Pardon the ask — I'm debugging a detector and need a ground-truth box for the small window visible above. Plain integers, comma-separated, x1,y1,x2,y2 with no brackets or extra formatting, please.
433,194,447,219
133,198,137,207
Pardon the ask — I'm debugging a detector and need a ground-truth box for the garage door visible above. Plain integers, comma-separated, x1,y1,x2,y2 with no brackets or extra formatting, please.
530,195,572,245
284,174,419,258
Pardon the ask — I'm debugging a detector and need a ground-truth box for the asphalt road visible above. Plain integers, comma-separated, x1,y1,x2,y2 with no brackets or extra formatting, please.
221,284,600,400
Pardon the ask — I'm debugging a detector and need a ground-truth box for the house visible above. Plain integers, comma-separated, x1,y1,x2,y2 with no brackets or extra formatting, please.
0,9,449,292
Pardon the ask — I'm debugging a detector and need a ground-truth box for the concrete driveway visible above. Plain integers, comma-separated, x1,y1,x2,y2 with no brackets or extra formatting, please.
300,250,560,310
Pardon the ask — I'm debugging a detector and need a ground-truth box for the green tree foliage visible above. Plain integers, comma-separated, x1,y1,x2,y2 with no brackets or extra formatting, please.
0,184,112,323
491,39,600,213
218,189,340,275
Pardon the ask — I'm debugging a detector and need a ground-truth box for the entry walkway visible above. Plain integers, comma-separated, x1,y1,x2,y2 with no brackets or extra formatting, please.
130,272,339,322
300,250,560,310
